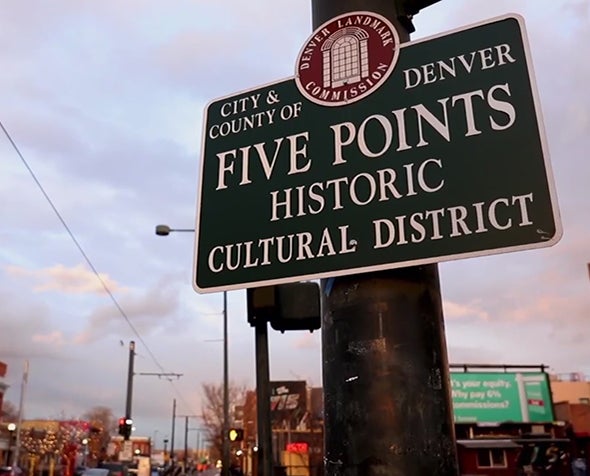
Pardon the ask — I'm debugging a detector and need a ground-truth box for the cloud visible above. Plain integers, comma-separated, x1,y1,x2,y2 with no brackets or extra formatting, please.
447,344,504,366
501,290,589,326
292,332,320,350
1,0,590,438
32,331,66,346
74,280,181,343
5,263,126,294
443,300,490,321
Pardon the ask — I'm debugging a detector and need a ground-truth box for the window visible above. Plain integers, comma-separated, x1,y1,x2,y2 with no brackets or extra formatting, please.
579,397,590,404
477,448,507,468
331,36,360,87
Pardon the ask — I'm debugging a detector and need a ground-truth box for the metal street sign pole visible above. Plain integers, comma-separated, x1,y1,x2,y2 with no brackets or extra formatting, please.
222,290,230,476
254,319,273,476
312,1,459,475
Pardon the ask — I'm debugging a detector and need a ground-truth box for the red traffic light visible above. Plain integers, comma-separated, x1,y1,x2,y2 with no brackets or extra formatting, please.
118,417,132,439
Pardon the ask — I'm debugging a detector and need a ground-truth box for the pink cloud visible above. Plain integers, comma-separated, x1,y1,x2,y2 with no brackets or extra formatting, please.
32,331,65,346
443,300,490,321
5,263,127,294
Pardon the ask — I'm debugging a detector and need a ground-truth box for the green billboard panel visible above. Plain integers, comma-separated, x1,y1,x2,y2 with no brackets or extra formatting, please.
193,14,561,293
450,372,554,423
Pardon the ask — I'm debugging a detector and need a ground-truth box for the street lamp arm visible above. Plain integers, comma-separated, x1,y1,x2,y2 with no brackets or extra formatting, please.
155,224,195,236
155,224,229,476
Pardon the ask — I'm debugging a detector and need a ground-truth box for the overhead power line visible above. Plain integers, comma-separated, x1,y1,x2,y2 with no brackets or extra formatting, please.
0,119,197,412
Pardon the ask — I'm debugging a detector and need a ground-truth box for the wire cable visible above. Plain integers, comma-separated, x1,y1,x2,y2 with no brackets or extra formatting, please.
0,119,197,411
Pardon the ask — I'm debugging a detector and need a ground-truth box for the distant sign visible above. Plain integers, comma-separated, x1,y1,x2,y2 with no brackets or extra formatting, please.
120,440,133,462
193,14,561,293
450,372,554,423
286,442,309,453
270,380,307,430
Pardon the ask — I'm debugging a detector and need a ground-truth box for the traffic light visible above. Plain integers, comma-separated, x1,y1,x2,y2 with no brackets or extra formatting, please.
228,428,244,442
247,283,321,333
118,417,133,439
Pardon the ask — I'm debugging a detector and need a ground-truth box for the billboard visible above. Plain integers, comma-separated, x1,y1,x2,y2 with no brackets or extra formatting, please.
270,380,307,430
450,372,554,423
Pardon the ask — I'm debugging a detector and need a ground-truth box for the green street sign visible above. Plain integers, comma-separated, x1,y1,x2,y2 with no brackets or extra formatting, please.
193,13,561,293
450,372,554,423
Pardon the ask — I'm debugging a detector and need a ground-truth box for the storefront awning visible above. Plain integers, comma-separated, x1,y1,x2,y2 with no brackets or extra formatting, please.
458,439,521,449
513,438,570,444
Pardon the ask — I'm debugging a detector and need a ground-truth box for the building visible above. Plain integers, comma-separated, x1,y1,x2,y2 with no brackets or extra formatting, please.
108,435,151,460
551,373,590,468
0,361,13,467
1,419,97,476
240,381,323,476
449,365,571,475
0,361,7,416
239,367,578,476
551,373,590,405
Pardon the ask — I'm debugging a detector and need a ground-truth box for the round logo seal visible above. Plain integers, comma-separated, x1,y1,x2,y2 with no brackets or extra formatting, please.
295,11,400,107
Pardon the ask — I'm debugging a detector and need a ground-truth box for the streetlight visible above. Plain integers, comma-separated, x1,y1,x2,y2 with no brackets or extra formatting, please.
152,430,159,452
155,225,195,236
6,424,16,466
81,439,89,467
155,224,230,476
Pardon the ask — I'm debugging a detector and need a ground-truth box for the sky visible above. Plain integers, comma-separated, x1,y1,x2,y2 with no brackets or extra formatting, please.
1,0,589,448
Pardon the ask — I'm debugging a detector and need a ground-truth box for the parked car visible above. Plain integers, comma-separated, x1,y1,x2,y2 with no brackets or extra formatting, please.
74,466,87,476
97,463,128,476
81,469,109,476
0,467,23,476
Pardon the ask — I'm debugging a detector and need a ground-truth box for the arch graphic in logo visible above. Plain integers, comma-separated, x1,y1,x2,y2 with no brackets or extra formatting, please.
295,11,400,107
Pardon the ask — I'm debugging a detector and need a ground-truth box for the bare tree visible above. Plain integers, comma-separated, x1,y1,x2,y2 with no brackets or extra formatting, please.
200,382,247,460
82,406,117,461
1,400,18,421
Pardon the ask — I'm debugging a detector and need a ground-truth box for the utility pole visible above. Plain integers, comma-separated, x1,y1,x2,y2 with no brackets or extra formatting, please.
12,360,28,469
123,339,182,444
184,416,189,472
311,1,459,475
178,415,200,472
125,341,135,437
170,399,176,467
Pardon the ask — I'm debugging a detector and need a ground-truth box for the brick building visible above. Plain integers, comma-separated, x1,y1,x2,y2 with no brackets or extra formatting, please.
0,361,12,466
0,361,8,418
551,373,590,470
239,368,577,476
